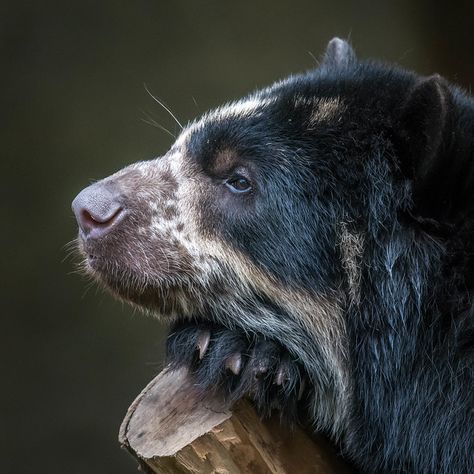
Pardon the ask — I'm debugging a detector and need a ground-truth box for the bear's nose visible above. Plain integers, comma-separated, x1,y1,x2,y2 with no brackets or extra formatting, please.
72,183,124,239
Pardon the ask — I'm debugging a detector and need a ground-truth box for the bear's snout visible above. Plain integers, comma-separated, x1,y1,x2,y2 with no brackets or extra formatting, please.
72,182,124,240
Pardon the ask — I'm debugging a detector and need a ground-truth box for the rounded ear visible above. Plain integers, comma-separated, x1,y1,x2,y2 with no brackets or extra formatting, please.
399,74,449,183
320,37,357,69
398,74,456,221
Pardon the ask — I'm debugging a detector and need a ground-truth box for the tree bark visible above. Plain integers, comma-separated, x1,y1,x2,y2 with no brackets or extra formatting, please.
119,367,355,473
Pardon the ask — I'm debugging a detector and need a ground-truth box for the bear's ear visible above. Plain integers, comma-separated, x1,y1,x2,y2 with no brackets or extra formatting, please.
321,37,356,69
399,75,449,184
398,74,455,221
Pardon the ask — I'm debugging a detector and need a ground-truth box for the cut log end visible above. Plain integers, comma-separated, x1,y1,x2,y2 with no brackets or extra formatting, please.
119,367,355,473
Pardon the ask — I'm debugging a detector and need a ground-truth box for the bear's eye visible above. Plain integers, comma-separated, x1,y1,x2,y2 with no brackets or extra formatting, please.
225,176,252,193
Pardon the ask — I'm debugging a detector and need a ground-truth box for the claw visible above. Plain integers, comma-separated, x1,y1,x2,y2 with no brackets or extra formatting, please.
196,330,211,359
225,353,242,375
275,366,287,386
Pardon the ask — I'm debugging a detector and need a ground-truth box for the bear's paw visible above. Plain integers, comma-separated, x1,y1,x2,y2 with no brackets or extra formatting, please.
166,320,306,420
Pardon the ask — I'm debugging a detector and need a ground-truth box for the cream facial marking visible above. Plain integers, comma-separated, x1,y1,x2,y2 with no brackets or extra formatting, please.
309,97,345,127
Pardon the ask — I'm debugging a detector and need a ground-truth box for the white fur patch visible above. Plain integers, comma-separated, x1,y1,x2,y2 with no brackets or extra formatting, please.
211,96,276,120
174,94,275,150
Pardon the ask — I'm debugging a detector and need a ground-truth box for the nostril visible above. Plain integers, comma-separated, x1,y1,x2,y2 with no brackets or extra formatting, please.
77,206,124,238
81,206,123,227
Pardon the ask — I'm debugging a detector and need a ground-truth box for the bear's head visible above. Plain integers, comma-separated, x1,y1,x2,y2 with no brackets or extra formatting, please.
73,40,370,318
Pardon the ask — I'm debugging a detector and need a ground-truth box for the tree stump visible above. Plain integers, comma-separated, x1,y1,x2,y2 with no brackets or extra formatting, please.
119,367,355,473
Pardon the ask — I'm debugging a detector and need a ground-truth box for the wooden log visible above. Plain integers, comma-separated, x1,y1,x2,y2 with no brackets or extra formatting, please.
119,367,355,473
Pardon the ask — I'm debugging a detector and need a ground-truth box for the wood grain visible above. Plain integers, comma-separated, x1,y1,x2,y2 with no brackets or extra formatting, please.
119,368,355,473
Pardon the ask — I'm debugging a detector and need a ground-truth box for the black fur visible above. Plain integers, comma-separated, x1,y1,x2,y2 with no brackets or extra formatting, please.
74,38,474,473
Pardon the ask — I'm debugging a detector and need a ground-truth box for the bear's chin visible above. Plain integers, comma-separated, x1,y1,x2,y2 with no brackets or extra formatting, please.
83,256,197,319
104,278,189,318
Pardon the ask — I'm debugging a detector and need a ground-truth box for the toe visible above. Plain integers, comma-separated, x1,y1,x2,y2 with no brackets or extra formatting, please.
225,353,242,375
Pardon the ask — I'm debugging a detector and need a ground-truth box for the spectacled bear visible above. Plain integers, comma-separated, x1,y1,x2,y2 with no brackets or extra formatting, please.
72,38,474,473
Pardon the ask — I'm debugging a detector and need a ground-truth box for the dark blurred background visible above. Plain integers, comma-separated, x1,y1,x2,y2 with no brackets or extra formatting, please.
2,1,473,472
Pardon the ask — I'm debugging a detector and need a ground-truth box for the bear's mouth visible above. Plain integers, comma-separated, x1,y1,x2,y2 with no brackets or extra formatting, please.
87,253,99,263
78,239,107,269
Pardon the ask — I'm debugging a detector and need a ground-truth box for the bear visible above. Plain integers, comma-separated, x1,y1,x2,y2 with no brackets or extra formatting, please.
72,38,474,473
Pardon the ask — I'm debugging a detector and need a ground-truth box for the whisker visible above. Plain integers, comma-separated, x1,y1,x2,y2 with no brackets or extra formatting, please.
62,249,78,264
143,83,183,130
307,50,318,65
140,110,176,139
81,280,95,299
62,238,78,252
61,238,81,264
